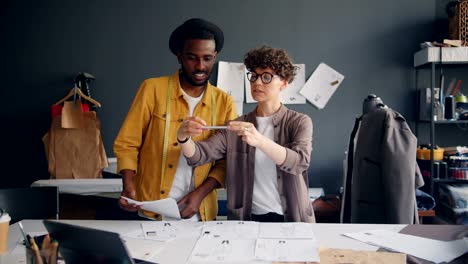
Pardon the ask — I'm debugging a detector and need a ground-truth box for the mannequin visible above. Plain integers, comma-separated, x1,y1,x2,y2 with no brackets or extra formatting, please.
362,94,385,115
342,94,423,224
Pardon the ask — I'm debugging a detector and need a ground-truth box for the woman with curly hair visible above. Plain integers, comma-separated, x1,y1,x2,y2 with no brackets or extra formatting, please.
177,45,314,223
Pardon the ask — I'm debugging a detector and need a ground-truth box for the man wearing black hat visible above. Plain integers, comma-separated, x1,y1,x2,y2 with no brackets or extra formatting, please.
114,18,237,221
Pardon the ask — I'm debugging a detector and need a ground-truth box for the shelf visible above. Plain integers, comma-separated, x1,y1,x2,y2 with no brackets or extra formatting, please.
433,179,468,183
418,120,468,124
414,47,468,67
414,50,468,198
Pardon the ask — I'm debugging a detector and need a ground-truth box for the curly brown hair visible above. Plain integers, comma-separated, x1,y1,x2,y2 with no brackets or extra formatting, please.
244,45,297,83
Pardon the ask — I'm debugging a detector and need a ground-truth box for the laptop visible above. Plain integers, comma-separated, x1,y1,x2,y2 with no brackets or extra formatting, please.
43,220,155,264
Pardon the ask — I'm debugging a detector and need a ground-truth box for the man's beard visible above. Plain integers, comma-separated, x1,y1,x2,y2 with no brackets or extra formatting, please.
180,64,211,87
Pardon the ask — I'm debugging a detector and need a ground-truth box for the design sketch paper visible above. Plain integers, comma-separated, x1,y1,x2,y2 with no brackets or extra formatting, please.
201,221,259,239
234,101,243,117
259,222,316,239
299,63,344,109
255,238,319,262
217,61,245,116
246,64,306,105
141,221,203,241
121,196,181,219
123,236,164,261
343,229,468,263
245,67,255,103
280,64,306,104
190,238,256,263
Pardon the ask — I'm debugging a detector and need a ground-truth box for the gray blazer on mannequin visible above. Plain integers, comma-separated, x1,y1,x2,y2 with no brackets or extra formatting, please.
350,107,424,224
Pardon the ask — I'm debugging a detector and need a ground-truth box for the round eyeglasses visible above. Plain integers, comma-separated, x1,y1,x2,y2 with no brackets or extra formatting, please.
246,72,281,84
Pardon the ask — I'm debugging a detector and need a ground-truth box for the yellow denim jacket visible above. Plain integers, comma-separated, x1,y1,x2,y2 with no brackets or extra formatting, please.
114,71,238,220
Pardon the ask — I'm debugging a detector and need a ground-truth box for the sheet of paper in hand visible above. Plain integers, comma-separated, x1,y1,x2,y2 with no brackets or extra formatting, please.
121,196,181,219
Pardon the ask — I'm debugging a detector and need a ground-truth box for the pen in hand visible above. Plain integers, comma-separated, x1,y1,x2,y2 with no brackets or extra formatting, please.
202,126,228,130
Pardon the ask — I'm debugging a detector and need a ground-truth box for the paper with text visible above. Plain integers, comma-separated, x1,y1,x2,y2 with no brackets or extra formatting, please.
299,62,344,109
259,222,316,239
123,236,164,261
280,63,306,104
190,238,256,263
121,196,181,219
343,229,468,263
255,238,319,262
217,61,245,116
141,221,203,241
201,221,259,239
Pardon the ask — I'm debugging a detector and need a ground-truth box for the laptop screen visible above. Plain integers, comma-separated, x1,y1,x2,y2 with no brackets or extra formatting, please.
43,220,135,264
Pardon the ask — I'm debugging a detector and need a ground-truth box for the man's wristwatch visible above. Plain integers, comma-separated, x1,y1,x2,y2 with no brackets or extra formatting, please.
177,136,191,144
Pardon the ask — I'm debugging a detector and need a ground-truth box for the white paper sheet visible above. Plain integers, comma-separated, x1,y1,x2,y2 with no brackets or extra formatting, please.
343,229,468,263
123,228,146,240
216,61,245,102
255,238,319,262
259,222,316,239
201,221,259,239
245,67,255,103
280,63,306,104
121,196,181,219
216,61,245,116
234,101,243,116
190,238,257,263
122,236,164,261
141,221,203,241
299,62,344,109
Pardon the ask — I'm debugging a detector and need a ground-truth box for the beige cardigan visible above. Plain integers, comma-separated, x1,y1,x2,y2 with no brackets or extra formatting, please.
186,105,315,223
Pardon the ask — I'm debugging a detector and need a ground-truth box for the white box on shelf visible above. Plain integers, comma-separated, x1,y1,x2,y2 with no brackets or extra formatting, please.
414,47,468,67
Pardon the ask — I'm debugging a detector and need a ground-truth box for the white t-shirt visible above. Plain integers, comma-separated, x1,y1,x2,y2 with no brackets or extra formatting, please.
251,115,284,215
169,89,204,221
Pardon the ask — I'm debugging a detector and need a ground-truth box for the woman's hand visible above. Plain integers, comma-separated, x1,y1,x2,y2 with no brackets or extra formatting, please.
228,121,265,147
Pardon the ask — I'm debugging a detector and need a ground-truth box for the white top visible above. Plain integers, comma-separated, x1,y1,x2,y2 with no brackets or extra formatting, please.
252,115,283,215
169,89,204,221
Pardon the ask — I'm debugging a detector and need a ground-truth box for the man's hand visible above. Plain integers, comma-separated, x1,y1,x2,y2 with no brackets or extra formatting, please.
178,189,205,219
118,169,140,212
177,177,221,219
177,116,207,141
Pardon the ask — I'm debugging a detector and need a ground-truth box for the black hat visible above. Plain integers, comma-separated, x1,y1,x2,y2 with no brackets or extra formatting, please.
169,18,224,55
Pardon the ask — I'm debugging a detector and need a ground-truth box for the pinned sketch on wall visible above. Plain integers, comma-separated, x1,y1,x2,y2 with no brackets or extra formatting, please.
244,66,255,103
245,64,306,105
217,61,244,115
280,64,306,104
299,63,345,109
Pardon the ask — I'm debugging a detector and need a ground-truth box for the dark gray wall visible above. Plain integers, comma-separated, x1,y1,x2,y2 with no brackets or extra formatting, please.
2,0,438,193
